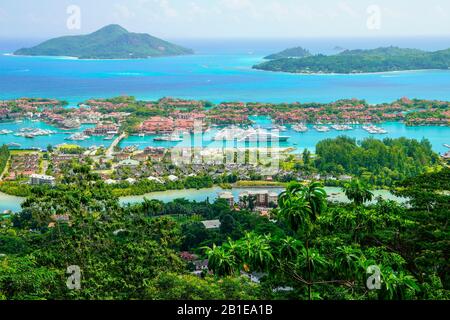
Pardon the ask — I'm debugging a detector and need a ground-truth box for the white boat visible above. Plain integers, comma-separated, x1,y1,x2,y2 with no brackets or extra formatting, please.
154,133,184,142
292,124,308,132
313,125,331,132
362,125,388,134
272,125,287,132
331,124,353,131
7,142,21,147
444,144,450,149
213,127,289,142
0,129,13,135
66,132,89,141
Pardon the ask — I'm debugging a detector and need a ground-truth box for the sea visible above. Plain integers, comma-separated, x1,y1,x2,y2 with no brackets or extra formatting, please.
1,36,450,105
1,36,450,213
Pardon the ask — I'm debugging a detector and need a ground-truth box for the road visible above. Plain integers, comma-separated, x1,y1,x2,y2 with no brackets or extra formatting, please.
106,133,127,157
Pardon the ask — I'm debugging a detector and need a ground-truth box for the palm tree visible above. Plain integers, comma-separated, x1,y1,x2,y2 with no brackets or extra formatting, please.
278,181,327,300
203,243,238,277
343,179,374,206
238,233,274,272
240,195,257,212
278,181,327,233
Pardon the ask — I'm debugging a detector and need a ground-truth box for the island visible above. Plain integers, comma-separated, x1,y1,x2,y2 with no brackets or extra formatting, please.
14,24,194,59
254,46,450,74
264,46,311,60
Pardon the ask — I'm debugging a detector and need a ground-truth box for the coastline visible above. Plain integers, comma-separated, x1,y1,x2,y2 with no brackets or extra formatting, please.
6,52,195,61
252,65,450,76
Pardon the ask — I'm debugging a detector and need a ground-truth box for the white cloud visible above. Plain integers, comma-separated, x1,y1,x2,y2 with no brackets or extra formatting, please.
114,4,135,19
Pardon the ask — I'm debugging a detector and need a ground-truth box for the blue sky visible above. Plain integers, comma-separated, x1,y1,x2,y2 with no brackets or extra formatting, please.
1,0,449,39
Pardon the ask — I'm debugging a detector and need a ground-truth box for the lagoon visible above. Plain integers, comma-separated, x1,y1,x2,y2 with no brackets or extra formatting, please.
0,186,407,214
119,186,408,207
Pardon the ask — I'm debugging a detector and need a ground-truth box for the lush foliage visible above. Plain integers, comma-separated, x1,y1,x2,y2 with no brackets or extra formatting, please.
1,163,448,300
255,46,450,74
315,136,439,186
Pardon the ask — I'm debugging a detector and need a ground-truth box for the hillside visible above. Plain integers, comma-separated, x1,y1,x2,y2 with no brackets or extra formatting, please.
254,46,450,74
14,24,194,59
264,46,311,59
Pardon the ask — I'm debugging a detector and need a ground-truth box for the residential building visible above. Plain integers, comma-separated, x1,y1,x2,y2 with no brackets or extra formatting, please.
29,174,56,186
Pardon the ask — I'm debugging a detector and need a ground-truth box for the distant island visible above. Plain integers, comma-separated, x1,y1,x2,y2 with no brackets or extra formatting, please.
14,24,194,59
254,46,450,74
264,46,311,60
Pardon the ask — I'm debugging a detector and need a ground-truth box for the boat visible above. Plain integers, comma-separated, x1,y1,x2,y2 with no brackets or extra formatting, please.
313,125,331,132
104,135,115,140
154,133,184,142
66,132,90,141
212,127,289,142
331,124,353,131
444,144,450,149
362,125,388,134
292,124,308,132
0,129,13,135
7,142,21,147
271,125,287,132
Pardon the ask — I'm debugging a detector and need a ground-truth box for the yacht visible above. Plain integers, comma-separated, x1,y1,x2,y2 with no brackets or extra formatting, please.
331,124,353,131
292,124,308,132
0,129,13,135
213,127,289,142
362,125,388,134
66,132,90,141
154,133,184,142
313,125,331,132
7,142,21,148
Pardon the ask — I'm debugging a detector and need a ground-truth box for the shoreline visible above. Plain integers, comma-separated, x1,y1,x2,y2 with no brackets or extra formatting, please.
252,66,450,76
6,53,196,61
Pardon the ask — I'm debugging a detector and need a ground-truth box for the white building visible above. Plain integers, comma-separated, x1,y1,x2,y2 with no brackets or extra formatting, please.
218,191,235,207
29,174,55,186
201,220,221,230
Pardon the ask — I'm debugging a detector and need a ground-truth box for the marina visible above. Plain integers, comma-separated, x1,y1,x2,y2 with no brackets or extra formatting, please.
212,127,290,142
1,118,450,153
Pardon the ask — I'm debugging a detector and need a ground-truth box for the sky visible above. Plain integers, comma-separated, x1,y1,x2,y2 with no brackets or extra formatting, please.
0,0,450,39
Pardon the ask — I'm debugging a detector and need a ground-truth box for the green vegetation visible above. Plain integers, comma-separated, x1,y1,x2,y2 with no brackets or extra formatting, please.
110,175,214,197
14,24,194,59
0,145,10,176
264,47,312,60
204,172,449,300
254,46,450,74
0,159,448,300
314,136,439,186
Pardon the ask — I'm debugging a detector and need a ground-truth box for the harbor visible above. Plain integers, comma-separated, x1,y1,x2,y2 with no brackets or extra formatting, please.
1,118,450,153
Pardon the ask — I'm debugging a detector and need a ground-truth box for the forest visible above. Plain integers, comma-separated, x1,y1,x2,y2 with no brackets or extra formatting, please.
254,47,450,74
314,136,439,186
0,159,448,300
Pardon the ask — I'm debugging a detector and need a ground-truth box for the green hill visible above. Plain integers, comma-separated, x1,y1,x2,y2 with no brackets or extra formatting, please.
254,46,450,74
14,24,194,59
264,46,311,59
